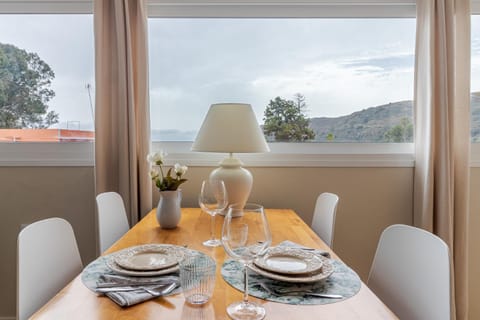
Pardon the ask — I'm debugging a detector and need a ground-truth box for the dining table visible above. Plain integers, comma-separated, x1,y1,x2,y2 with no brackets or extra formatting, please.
30,208,398,319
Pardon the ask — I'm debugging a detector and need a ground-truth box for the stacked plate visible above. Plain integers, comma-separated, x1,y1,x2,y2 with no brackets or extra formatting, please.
106,244,186,277
249,246,334,283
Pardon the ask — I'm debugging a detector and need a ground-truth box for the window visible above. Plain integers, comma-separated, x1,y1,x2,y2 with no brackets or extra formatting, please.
472,15,480,142
0,0,94,165
0,14,94,143
147,1,416,167
148,18,415,144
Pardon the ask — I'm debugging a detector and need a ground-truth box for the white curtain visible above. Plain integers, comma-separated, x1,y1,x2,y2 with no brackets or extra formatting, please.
414,1,471,319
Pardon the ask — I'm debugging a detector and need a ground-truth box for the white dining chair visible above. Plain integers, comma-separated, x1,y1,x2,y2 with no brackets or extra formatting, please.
310,192,339,248
367,224,451,320
17,217,83,320
96,191,130,253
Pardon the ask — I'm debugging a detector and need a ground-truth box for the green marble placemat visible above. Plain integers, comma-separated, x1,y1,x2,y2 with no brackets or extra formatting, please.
81,247,209,296
221,258,361,305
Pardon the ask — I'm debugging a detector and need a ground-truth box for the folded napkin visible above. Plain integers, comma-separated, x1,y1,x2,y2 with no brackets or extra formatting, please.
277,240,331,258
105,287,168,307
95,274,179,307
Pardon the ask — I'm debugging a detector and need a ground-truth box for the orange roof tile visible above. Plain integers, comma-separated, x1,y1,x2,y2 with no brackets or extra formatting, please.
0,129,94,142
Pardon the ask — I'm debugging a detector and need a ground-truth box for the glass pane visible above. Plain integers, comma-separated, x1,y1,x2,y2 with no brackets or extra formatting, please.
0,14,94,142
472,15,480,142
148,18,415,143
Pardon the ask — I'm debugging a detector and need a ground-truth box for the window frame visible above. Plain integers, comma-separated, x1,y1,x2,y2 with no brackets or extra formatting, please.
0,0,94,166
148,0,417,168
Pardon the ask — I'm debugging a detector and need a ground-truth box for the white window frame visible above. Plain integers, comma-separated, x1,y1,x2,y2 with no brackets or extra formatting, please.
0,0,94,166
148,0,417,167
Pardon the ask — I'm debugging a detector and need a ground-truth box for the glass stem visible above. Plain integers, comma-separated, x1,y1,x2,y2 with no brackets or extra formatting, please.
210,213,216,240
243,263,249,303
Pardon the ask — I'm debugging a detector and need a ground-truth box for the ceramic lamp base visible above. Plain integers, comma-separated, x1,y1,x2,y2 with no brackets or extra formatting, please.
209,156,252,214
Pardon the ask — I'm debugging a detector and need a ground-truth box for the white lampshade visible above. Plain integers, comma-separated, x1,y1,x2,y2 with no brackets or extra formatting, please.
191,103,270,153
192,103,269,211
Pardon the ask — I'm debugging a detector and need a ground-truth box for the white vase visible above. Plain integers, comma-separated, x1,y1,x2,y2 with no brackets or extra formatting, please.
156,190,182,229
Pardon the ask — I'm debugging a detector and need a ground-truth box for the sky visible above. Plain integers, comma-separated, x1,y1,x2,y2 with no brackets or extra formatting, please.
148,18,417,134
0,15,95,130
0,15,479,137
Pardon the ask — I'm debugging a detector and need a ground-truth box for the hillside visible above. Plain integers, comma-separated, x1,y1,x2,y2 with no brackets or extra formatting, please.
309,93,480,142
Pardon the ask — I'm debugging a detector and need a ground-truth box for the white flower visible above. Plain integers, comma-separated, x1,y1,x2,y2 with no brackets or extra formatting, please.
174,163,188,176
147,151,167,165
147,150,188,191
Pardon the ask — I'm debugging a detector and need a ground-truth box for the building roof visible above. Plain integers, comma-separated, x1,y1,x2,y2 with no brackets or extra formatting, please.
0,129,94,142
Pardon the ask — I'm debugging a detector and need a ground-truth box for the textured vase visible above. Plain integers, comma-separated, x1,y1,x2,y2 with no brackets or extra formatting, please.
156,190,182,229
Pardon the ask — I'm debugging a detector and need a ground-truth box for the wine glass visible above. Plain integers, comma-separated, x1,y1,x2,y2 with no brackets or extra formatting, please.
199,179,228,247
221,203,272,320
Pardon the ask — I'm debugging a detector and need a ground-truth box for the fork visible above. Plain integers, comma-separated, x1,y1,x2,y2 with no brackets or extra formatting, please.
143,282,178,297
257,282,343,299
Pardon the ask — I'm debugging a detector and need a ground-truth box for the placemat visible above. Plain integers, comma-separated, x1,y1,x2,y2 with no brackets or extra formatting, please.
221,258,361,305
81,246,207,296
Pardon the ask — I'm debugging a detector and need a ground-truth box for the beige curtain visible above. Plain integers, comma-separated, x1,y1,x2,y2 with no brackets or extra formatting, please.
94,0,152,225
414,0,471,319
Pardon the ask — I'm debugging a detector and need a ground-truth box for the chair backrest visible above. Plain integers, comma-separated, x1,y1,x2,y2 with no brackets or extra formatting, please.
17,217,83,320
310,192,339,247
96,191,130,253
367,224,451,320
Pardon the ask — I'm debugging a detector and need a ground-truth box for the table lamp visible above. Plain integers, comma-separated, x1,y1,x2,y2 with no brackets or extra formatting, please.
192,103,270,210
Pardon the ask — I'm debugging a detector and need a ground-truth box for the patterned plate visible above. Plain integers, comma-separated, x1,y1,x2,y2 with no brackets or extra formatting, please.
249,255,334,283
254,247,323,275
114,244,183,271
105,244,185,276
105,258,179,277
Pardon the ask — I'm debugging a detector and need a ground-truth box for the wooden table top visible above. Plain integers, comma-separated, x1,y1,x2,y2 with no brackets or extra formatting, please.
31,208,397,320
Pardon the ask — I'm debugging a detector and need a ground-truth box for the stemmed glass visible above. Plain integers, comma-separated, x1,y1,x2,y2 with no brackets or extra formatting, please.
199,179,228,247
221,203,272,320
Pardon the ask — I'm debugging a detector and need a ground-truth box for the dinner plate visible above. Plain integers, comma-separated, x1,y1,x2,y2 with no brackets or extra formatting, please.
105,244,185,276
114,244,183,271
249,255,334,283
254,247,323,275
105,258,179,277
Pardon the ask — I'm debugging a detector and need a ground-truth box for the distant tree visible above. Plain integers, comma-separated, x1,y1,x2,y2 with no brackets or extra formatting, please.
326,133,335,141
262,94,315,142
0,43,58,128
384,117,413,142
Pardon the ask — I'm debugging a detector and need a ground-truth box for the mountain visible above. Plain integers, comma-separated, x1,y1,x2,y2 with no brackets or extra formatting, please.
309,92,480,142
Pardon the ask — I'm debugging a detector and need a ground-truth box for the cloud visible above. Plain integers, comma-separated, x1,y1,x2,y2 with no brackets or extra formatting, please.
148,18,416,128
340,54,415,74
250,54,414,117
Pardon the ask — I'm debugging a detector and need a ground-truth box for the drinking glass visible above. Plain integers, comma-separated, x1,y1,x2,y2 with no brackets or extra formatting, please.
221,203,272,320
179,254,216,305
199,179,228,247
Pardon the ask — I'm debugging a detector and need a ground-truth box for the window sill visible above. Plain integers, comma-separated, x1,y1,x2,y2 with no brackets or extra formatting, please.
0,142,94,166
2,142,480,168
153,142,415,167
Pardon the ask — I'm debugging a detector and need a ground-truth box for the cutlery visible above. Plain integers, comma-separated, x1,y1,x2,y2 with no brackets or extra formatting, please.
95,282,177,294
143,282,177,297
257,282,343,299
96,274,179,288
294,247,331,258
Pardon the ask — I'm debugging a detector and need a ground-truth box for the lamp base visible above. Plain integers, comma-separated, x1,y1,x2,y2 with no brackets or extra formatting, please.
209,156,252,215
